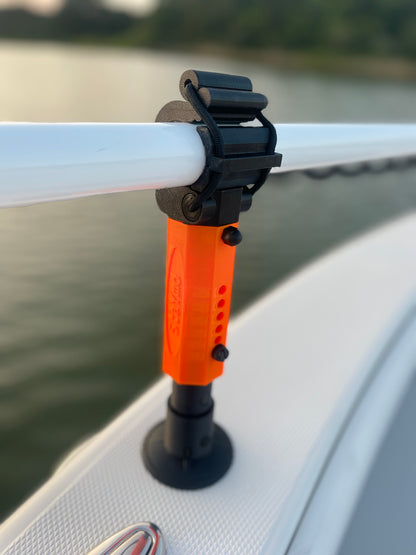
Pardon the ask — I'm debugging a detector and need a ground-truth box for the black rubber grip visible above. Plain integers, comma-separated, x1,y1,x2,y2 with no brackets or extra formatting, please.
198,87,268,112
180,69,252,96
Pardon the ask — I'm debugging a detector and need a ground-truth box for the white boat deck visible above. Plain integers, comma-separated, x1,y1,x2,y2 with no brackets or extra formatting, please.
2,214,416,554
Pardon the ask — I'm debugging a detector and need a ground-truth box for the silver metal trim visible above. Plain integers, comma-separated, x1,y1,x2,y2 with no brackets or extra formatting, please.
87,522,165,555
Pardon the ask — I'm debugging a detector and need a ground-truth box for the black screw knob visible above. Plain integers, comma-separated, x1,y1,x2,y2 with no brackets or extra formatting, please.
222,226,242,246
212,344,229,362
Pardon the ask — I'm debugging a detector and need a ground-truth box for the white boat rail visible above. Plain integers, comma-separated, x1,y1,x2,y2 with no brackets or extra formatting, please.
1,122,416,208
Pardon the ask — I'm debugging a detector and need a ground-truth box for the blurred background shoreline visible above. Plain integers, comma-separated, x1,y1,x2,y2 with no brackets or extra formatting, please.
1,0,416,81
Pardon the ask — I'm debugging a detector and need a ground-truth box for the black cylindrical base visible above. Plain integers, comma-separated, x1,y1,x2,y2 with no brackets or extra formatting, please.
142,383,233,489
143,421,232,489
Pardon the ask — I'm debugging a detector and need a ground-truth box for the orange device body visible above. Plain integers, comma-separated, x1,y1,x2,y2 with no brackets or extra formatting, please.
162,218,238,385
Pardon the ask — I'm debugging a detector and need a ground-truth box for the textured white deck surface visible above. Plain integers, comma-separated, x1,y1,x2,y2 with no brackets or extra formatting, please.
2,214,416,554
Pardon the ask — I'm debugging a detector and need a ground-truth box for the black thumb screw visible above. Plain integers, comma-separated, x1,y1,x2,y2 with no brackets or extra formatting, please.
222,226,242,246
212,344,229,362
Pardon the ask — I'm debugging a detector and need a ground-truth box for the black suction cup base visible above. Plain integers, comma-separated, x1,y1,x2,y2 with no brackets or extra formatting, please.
143,420,233,490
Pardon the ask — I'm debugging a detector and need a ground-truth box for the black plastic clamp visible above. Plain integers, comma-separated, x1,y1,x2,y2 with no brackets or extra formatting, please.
156,69,282,227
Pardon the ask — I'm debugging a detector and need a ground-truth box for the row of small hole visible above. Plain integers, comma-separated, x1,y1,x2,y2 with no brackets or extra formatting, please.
215,285,227,345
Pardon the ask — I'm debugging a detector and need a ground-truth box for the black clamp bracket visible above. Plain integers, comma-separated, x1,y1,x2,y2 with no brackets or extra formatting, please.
156,69,282,226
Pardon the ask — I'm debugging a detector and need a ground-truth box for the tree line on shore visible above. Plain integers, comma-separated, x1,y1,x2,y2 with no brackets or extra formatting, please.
0,0,415,59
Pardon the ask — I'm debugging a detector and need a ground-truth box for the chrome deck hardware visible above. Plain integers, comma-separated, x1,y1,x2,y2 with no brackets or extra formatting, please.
87,522,165,555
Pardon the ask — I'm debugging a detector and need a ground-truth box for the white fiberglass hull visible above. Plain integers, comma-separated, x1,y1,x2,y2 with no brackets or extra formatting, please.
1,214,416,553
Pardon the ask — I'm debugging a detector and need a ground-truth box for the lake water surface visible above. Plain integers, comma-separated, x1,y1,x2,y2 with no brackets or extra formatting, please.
1,41,416,518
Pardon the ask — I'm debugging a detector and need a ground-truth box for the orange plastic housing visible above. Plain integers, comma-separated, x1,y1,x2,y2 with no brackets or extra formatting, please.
162,218,238,385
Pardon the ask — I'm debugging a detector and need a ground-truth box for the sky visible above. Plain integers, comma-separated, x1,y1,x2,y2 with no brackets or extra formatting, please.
0,0,156,15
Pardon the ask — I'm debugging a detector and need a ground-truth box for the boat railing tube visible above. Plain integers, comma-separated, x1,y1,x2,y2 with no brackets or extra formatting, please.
143,69,282,489
2,122,416,208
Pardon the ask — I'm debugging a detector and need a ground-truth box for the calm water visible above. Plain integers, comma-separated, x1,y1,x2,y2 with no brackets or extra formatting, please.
1,41,416,519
